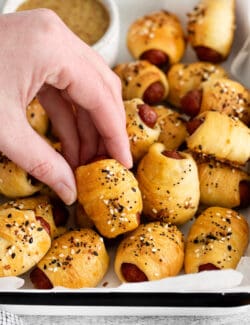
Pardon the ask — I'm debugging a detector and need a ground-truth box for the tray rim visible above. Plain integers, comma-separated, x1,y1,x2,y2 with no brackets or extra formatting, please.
1,291,250,308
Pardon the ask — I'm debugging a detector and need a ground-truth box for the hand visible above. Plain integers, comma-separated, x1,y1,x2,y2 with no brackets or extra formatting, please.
0,9,132,205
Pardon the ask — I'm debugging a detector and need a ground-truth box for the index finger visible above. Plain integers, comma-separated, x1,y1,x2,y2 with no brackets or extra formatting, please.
60,21,127,125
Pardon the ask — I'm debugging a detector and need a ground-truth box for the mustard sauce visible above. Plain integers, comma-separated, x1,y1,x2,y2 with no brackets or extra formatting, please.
17,0,110,45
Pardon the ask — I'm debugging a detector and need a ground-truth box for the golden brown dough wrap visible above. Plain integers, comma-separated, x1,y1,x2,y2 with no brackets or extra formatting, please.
32,229,109,288
186,111,250,166
200,78,250,125
137,143,200,225
197,160,250,208
0,154,42,198
185,207,249,273
115,221,184,282
26,98,49,135
124,98,160,163
153,105,187,150
167,62,227,108
0,196,67,239
0,207,51,276
113,60,169,104
187,0,235,62
127,10,185,66
76,159,142,238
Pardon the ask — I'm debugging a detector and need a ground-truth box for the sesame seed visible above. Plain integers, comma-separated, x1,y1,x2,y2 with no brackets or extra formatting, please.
132,135,138,143
119,217,128,222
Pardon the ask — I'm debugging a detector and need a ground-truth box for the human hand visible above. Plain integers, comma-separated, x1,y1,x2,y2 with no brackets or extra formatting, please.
0,9,132,205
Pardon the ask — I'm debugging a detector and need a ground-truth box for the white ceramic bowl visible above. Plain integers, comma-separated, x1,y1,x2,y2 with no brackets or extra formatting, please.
2,0,120,67
93,0,120,67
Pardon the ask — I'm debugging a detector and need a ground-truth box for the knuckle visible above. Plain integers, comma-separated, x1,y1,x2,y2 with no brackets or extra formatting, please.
33,9,61,43
36,8,60,25
28,161,54,181
94,77,110,104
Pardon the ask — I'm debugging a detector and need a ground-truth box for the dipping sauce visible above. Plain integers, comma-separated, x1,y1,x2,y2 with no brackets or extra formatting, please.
16,0,110,45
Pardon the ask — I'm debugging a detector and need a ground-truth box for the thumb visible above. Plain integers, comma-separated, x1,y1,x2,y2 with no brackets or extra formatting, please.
0,118,76,205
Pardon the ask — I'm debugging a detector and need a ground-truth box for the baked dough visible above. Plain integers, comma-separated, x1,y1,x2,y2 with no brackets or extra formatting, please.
167,62,227,108
0,207,51,276
115,221,184,282
137,143,200,225
197,159,250,208
186,111,250,166
153,105,187,150
185,207,249,273
113,60,169,104
200,78,250,125
0,196,67,239
76,159,142,238
187,0,235,62
0,153,42,198
32,228,109,288
26,98,49,135
124,98,160,163
127,10,185,66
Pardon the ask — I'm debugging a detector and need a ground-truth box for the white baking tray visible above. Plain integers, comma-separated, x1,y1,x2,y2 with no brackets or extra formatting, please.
0,0,250,316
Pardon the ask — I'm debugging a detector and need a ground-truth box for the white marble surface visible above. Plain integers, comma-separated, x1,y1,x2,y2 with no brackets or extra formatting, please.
17,314,250,325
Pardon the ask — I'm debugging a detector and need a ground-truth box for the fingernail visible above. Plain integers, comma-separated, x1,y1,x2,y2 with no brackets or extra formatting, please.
120,150,133,169
127,154,133,169
54,182,77,205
